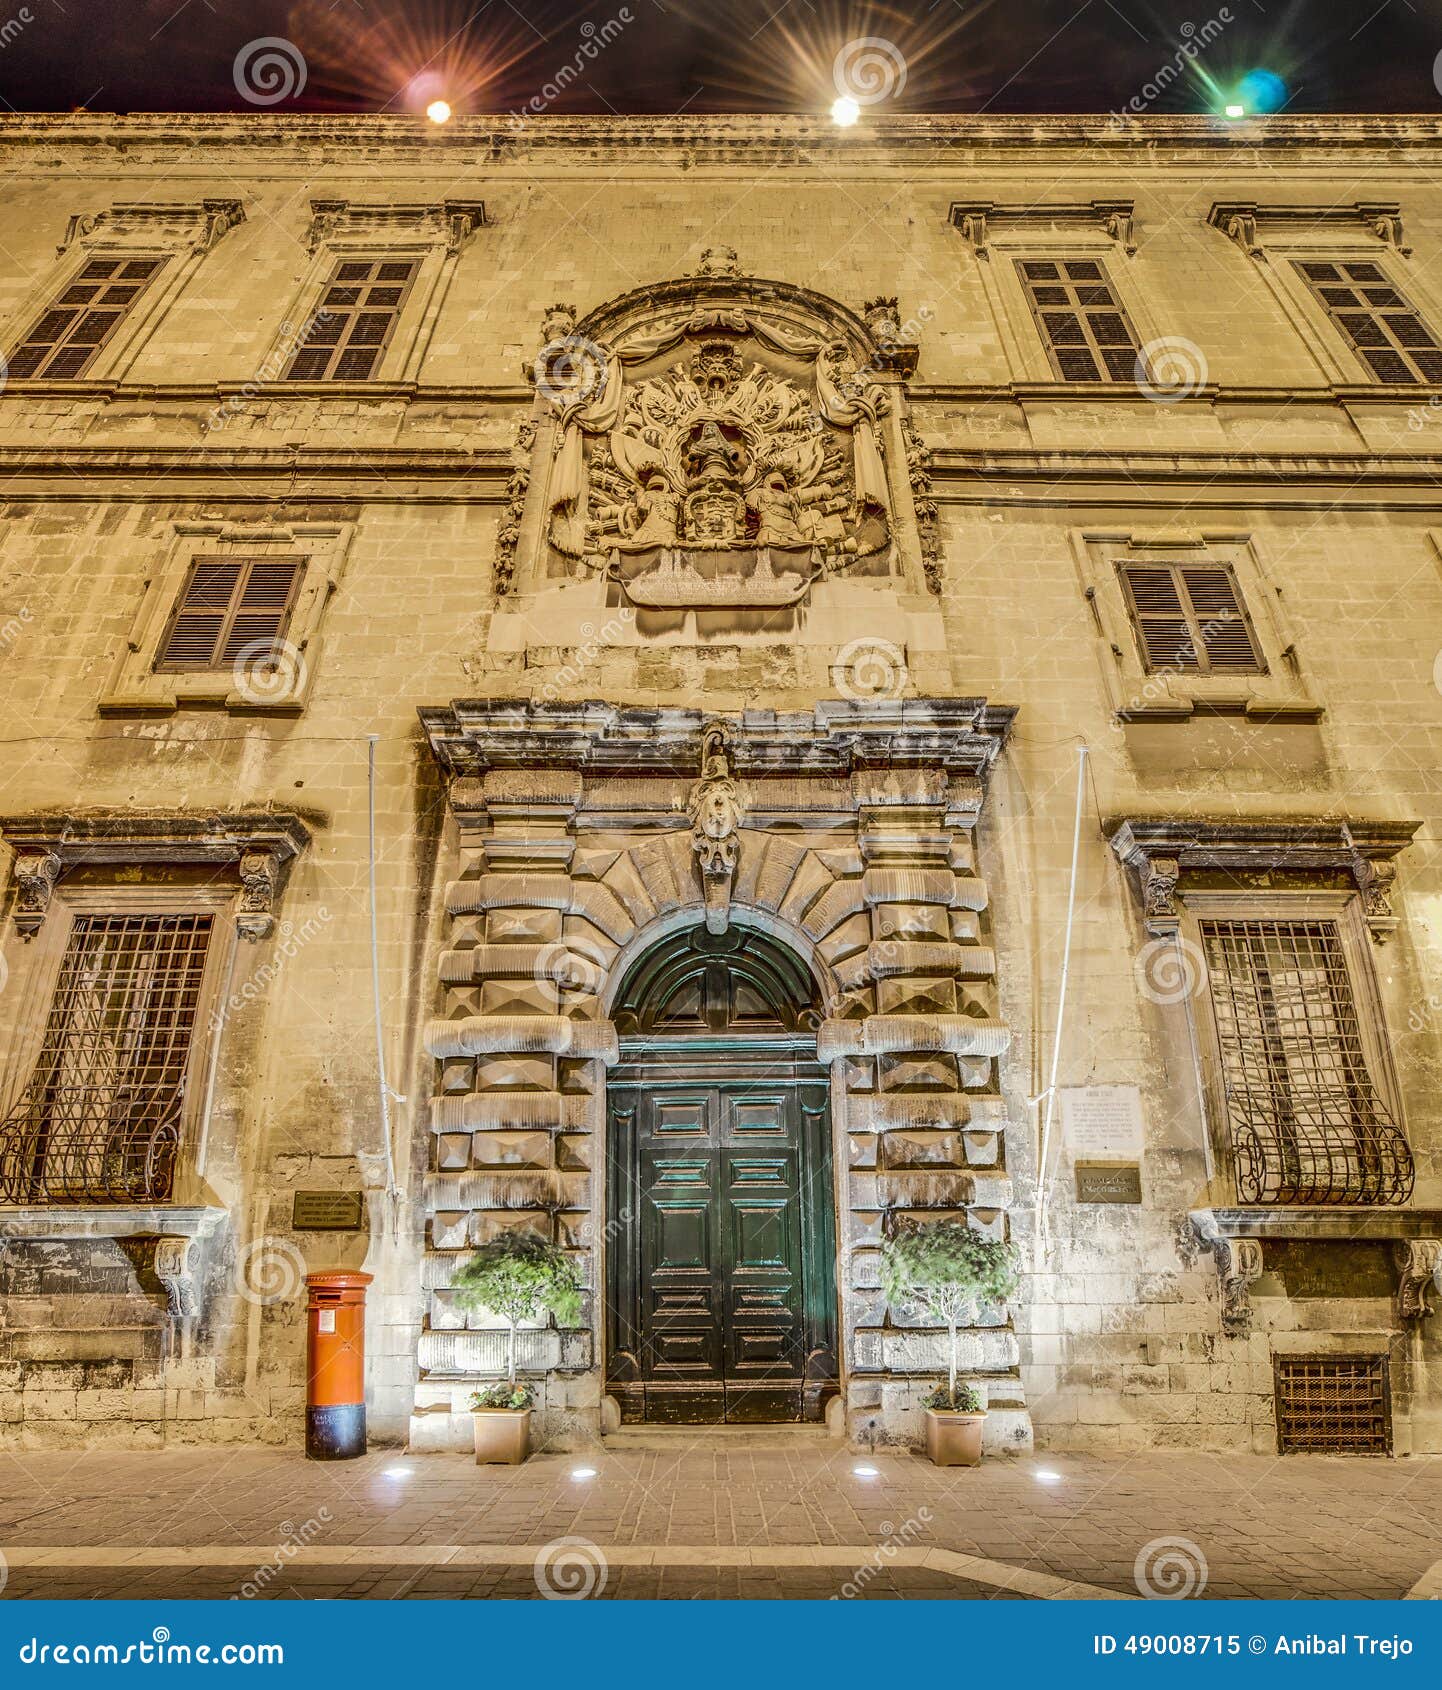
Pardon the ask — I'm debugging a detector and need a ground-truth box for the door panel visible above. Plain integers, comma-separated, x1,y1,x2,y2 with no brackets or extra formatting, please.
608,1062,835,1424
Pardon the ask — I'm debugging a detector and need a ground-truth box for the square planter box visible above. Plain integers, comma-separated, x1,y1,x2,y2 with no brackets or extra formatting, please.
924,1407,986,1466
473,1407,532,1464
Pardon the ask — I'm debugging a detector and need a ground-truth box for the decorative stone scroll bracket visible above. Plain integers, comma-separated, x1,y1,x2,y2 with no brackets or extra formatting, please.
1109,817,1419,943
0,811,310,942
1395,1239,1442,1323
949,198,1136,260
305,197,488,257
1192,1213,1264,1337
152,1235,203,1321
1207,200,1412,261
57,198,246,258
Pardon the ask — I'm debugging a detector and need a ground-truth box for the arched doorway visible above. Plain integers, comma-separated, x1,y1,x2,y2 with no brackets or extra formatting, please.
605,925,838,1425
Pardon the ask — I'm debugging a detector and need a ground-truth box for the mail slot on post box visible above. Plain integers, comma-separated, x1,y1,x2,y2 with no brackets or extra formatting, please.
305,1270,372,1459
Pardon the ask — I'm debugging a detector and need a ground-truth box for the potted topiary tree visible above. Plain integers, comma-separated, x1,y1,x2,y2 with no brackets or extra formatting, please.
452,1230,583,1464
879,1218,1020,1467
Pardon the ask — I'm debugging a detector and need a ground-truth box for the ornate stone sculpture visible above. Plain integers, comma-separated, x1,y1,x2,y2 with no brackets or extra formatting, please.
1395,1239,1442,1322
237,849,280,941
541,309,892,607
687,722,745,934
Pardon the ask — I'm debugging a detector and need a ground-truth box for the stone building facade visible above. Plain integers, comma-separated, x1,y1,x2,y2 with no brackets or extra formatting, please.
0,112,1440,1456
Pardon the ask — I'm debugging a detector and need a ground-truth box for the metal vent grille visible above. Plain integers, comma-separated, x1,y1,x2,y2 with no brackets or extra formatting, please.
1275,1355,1391,1455
1200,919,1414,1206
0,913,213,1204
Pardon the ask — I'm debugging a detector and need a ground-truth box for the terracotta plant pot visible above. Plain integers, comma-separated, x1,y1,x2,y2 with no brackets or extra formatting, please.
924,1407,986,1467
472,1407,532,1465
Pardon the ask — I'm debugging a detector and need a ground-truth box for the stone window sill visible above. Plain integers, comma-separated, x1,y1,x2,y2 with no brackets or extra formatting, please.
1194,1204,1442,1243
0,1203,228,1242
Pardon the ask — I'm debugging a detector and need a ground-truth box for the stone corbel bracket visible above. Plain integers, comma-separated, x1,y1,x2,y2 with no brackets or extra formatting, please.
1395,1238,1442,1323
860,296,919,376
305,197,487,257
152,1234,203,1321
1207,200,1412,261
1109,817,1419,943
0,810,311,942
58,198,246,258
949,198,1136,260
1191,1212,1263,1337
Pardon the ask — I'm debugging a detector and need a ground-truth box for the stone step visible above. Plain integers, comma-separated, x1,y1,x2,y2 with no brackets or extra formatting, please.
603,1423,842,1452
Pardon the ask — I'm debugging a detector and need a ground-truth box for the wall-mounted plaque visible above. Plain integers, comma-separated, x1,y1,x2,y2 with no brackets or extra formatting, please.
1075,1162,1143,1205
1060,1085,1145,1159
292,1190,366,1232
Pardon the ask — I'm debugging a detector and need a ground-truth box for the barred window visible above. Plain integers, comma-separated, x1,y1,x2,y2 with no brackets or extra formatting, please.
155,556,303,671
1294,259,1442,384
0,913,214,1204
1199,918,1413,1206
6,255,166,380
1119,561,1265,675
282,257,418,380
1017,257,1140,381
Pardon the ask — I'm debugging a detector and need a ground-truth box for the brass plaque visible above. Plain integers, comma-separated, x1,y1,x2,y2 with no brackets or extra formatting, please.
292,1190,366,1231
1075,1162,1142,1205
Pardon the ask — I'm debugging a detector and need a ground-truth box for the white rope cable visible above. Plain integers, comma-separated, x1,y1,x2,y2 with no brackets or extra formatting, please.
1034,743,1089,1261
367,734,403,1240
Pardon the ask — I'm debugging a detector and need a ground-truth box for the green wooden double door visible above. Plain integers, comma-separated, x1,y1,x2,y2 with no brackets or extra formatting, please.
606,1056,838,1423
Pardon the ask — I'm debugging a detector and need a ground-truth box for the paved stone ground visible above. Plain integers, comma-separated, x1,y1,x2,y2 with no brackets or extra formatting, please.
0,1445,1437,1601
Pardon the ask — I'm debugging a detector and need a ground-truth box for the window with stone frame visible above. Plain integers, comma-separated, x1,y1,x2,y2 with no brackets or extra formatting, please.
1195,914,1413,1207
1118,559,1266,676
282,256,419,380
154,555,304,672
0,912,214,1205
5,254,167,379
1016,257,1141,381
1293,259,1442,384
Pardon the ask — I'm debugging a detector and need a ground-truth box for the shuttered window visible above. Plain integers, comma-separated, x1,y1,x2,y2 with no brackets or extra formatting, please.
155,556,303,671
282,257,418,380
1119,560,1265,674
1017,258,1140,381
6,255,166,380
1295,260,1442,384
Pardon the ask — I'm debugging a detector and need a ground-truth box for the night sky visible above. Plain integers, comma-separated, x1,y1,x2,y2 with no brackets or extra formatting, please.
0,0,1434,117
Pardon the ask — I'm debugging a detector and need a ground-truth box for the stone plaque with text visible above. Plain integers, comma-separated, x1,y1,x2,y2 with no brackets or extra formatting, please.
291,1190,366,1232
1075,1163,1143,1205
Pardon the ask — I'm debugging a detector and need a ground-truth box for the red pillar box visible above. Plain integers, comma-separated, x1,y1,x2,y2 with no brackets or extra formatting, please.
305,1271,373,1460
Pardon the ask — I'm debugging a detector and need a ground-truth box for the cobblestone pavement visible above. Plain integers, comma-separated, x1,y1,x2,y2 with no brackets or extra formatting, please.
0,1445,1437,1601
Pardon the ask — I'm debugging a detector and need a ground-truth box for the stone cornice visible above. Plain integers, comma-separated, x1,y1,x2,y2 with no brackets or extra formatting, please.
422,698,1016,782
4,113,1442,159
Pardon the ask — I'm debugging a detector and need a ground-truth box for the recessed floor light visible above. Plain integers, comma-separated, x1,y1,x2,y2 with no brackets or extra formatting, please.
852,1464,880,1477
1035,1469,1062,1484
570,1466,598,1479
383,1466,413,1479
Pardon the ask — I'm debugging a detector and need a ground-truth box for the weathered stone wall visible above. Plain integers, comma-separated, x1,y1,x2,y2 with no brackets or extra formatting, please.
0,113,1439,1452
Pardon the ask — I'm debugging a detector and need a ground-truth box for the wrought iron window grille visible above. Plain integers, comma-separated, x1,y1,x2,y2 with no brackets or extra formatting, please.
1200,918,1414,1206
0,913,213,1205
